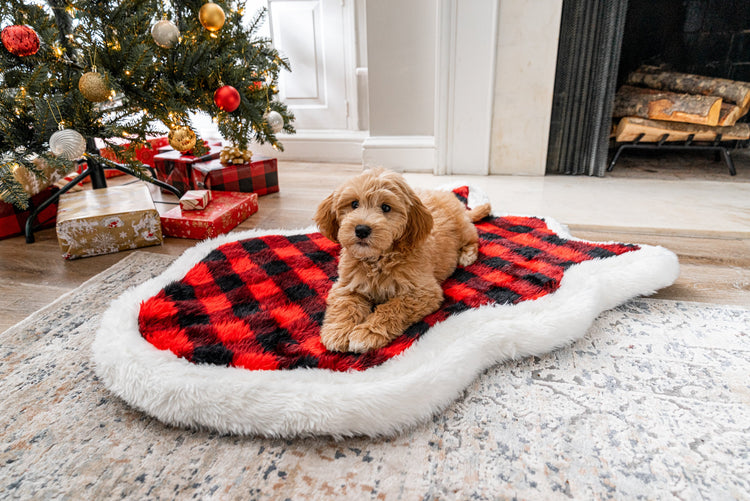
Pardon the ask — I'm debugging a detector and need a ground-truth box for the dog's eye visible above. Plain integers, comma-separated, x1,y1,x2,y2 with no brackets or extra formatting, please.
351,200,359,209
381,203,391,213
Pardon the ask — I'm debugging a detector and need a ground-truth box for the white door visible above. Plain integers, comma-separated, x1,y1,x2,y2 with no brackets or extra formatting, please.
268,0,354,130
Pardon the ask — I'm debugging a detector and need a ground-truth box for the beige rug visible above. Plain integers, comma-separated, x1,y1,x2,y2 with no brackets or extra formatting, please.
1,251,748,499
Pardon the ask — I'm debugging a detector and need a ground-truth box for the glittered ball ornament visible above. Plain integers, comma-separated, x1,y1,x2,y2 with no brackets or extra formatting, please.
49,129,87,160
264,110,284,133
151,19,180,48
168,126,197,152
199,2,226,32
214,85,240,112
1,25,40,57
78,71,110,102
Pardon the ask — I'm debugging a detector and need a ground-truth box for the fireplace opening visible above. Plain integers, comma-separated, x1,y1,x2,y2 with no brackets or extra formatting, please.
546,0,750,179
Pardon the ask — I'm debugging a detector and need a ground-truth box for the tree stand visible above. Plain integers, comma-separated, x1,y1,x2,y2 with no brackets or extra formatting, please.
25,145,182,243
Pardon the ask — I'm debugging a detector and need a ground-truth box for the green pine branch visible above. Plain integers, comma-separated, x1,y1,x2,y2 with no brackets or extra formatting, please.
1,0,295,209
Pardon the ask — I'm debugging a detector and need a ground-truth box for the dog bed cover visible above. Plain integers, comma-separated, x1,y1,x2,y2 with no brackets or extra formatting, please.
94,186,679,437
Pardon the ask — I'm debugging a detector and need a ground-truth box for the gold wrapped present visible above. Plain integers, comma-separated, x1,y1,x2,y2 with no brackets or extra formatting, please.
56,183,163,260
7,157,63,199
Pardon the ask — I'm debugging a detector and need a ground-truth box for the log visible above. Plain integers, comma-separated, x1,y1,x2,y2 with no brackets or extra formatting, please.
626,68,750,108
718,102,745,126
614,116,750,143
613,85,722,126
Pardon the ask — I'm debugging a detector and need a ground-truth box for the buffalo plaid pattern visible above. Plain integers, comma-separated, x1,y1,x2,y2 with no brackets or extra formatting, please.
139,188,639,372
153,149,221,194
193,158,279,196
1,186,59,240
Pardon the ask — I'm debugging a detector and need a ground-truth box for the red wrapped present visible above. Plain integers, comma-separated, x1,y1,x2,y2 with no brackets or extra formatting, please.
160,191,258,239
79,137,171,183
1,186,59,240
192,157,279,196
153,147,221,194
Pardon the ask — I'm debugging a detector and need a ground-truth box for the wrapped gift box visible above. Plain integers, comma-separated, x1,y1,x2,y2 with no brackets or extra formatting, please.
1,186,59,240
161,191,258,239
56,184,163,260
192,157,279,196
179,190,212,211
153,147,221,193
10,157,63,197
87,136,171,183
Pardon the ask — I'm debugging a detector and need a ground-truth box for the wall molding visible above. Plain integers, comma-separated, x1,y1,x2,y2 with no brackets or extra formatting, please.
434,0,499,176
251,130,368,164
362,135,436,172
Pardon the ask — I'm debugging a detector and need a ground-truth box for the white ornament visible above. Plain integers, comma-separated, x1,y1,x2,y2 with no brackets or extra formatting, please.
49,128,86,160
151,19,180,49
265,110,284,133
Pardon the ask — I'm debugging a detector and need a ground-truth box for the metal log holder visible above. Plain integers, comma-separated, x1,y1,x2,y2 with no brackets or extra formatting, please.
607,133,747,176
24,154,182,243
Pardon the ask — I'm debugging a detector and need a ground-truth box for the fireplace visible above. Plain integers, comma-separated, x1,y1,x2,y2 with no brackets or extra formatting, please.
546,0,750,176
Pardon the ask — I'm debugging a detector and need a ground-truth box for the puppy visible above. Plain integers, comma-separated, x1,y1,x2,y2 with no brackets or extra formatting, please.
313,168,491,353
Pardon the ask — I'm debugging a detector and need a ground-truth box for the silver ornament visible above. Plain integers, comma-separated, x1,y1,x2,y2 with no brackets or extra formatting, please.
50,129,86,160
151,19,180,48
265,110,284,133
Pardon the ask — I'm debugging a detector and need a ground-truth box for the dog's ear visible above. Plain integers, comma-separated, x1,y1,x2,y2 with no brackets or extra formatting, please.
314,193,340,242
397,189,433,251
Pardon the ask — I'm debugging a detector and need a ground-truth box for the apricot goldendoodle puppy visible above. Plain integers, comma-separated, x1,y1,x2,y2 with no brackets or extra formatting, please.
314,168,491,353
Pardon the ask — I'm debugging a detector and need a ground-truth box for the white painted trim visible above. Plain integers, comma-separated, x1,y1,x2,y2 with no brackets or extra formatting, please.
435,0,499,175
251,129,367,163
93,187,680,437
341,0,360,131
362,135,436,172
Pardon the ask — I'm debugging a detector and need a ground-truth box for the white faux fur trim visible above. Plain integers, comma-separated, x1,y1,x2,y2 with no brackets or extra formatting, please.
93,202,679,438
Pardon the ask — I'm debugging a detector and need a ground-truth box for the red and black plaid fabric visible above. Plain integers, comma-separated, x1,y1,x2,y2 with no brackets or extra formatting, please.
153,149,221,194
0,186,59,240
193,158,279,196
139,188,639,372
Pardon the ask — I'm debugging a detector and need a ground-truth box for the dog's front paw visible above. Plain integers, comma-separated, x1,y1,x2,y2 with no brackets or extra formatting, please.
320,323,351,352
347,325,392,353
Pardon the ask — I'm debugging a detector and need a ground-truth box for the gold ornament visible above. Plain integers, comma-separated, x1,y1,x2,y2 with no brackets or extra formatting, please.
168,126,197,152
220,145,253,166
78,71,110,102
199,2,226,32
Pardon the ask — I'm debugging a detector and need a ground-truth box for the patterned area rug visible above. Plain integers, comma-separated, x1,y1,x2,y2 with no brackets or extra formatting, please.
1,251,749,499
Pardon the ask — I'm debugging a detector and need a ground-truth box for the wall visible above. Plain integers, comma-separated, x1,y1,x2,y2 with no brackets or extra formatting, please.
489,0,563,176
362,0,437,172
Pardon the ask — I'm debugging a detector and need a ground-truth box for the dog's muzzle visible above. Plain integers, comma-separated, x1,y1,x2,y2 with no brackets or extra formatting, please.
355,225,372,239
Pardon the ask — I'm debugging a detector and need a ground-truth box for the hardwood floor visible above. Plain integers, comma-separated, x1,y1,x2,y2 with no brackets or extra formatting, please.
1,161,747,332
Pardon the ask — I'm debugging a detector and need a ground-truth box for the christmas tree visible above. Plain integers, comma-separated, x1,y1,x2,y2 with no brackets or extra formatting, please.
0,0,294,209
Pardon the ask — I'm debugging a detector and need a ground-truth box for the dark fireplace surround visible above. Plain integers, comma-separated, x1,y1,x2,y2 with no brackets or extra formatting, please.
546,0,750,176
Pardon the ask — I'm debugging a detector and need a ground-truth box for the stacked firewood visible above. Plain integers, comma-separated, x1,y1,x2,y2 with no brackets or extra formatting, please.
612,66,750,142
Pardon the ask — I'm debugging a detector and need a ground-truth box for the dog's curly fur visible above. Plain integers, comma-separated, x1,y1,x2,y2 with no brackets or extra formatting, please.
314,168,491,353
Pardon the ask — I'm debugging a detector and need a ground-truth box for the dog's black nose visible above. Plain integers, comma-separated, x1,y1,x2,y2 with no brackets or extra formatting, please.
355,225,372,239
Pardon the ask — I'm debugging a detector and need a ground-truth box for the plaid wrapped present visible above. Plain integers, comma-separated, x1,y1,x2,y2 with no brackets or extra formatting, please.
0,186,59,240
192,157,279,196
161,191,258,239
153,147,221,194
56,184,163,260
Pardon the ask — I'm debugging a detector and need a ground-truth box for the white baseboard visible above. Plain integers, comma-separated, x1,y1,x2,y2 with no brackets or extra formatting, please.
250,130,368,164
362,136,436,173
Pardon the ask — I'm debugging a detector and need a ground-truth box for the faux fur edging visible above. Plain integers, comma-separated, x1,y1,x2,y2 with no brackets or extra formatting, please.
92,216,679,438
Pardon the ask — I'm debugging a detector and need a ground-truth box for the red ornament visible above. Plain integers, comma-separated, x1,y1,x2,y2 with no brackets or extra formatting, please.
214,85,241,112
1,25,40,57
